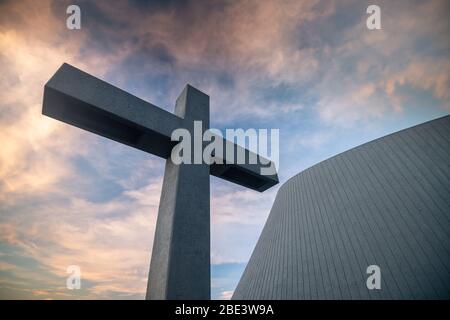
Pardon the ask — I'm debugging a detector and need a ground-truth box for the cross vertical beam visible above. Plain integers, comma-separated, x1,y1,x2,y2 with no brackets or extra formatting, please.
42,63,278,300
146,85,210,299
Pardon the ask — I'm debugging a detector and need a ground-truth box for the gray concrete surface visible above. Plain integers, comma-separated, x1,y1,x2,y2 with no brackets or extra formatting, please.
233,115,450,299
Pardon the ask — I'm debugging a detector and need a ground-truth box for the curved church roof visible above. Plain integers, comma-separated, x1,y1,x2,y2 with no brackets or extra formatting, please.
233,115,450,299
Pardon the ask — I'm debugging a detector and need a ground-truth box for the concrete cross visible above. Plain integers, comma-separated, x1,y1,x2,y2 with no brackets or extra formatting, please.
42,63,278,299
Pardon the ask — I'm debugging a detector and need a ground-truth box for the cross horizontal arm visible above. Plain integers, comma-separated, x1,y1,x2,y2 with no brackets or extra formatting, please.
209,137,278,192
43,63,278,192
43,63,183,158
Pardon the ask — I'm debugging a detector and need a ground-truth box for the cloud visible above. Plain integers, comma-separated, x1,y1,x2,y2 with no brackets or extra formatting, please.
311,0,450,127
219,290,233,300
210,183,278,264
0,0,114,202
0,177,162,298
0,0,164,291
383,57,450,109
51,0,326,122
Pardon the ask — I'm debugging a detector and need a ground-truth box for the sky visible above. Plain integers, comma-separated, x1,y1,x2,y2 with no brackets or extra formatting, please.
0,0,449,299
